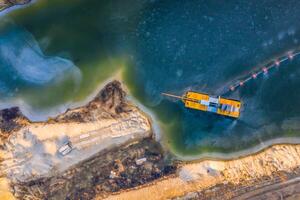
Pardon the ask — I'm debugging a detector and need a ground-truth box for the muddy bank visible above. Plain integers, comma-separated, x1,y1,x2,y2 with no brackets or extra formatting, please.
0,0,31,11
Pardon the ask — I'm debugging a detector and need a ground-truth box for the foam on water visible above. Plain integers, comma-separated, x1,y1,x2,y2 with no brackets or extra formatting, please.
0,21,81,87
0,20,82,120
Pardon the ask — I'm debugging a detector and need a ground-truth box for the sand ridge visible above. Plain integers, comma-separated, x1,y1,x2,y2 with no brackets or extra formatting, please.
104,144,300,200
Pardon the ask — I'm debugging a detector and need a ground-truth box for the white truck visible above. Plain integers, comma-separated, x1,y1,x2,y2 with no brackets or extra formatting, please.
58,142,73,156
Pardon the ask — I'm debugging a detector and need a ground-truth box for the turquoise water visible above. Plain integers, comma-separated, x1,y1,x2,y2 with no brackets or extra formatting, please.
1,0,300,157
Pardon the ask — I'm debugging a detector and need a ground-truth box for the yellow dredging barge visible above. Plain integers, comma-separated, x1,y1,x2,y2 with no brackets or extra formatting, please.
162,91,241,118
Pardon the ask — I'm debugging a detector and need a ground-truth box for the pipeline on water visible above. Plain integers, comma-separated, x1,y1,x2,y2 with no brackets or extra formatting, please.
220,50,300,96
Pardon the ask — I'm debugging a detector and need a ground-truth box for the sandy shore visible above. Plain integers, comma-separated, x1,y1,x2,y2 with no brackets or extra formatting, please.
0,81,152,198
104,143,300,200
1,81,300,199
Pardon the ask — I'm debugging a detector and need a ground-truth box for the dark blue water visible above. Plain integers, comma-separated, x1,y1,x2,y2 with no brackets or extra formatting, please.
127,0,300,155
1,0,300,157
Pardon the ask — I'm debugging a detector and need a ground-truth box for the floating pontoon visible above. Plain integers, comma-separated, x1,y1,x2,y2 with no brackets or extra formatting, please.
162,91,241,118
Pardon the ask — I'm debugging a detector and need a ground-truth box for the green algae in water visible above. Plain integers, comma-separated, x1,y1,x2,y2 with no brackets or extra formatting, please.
4,0,142,108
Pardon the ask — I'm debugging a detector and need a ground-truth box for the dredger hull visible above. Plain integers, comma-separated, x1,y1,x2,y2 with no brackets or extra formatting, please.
184,91,241,118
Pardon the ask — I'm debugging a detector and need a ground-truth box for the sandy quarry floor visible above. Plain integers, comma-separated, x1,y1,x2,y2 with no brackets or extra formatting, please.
0,111,150,183
0,81,152,188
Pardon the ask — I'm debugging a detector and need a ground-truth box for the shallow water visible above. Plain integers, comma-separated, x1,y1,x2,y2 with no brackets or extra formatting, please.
1,0,300,157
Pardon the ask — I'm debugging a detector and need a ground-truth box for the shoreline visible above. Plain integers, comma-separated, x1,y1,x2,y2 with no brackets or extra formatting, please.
0,68,125,122
0,80,174,199
46,79,300,164
1,80,300,199
0,0,35,15
2,74,300,162
105,142,300,200
172,136,300,161
0,0,299,164
0,80,153,180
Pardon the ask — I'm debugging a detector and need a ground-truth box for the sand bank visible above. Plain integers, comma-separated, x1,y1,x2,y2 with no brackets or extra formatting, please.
0,81,152,184
104,143,300,200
